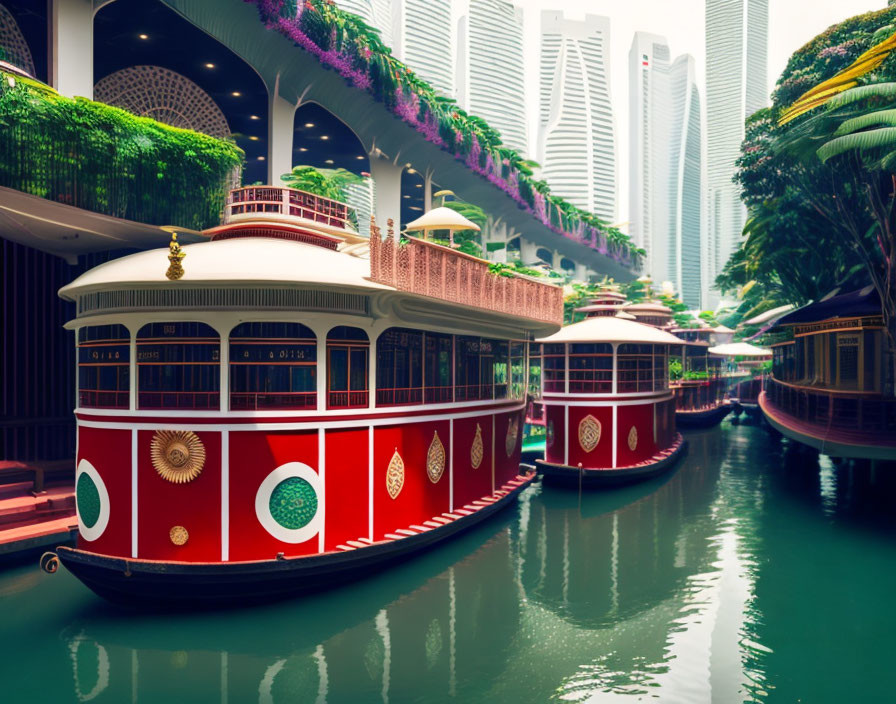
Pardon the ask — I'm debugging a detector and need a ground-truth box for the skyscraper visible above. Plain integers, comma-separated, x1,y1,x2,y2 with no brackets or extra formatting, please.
455,0,527,154
538,11,617,222
704,0,768,306
629,34,703,308
335,0,453,96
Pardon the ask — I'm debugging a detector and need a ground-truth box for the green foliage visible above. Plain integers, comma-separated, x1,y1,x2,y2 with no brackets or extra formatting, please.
281,165,363,201
669,359,683,381
0,72,243,230
249,0,642,268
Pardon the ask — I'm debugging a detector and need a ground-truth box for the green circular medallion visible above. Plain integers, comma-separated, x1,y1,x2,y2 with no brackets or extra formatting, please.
77,472,101,529
269,477,318,530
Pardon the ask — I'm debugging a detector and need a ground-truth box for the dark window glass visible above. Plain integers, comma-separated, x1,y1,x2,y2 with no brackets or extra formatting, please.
137,322,219,409
327,327,368,408
78,324,130,409
230,322,316,410
617,343,656,393
568,342,613,394
510,342,526,400
376,328,423,406
425,332,453,403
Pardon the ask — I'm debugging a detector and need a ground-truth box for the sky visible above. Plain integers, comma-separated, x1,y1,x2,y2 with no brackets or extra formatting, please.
501,0,887,226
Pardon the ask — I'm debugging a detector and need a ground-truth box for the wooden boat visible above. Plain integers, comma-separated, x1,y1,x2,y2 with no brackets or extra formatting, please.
532,315,687,487
45,185,563,605
669,329,731,428
760,286,896,460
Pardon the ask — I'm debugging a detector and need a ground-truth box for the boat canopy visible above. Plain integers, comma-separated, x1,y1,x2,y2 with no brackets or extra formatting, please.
538,315,682,345
708,342,772,357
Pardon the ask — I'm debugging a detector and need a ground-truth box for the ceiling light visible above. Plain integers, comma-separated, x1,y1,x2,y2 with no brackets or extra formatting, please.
403,195,410,199
231,91,241,97
324,159,334,164
257,156,265,161
138,33,149,40
298,147,308,152
407,168,416,174
204,63,215,69
415,183,422,188
356,155,365,160
304,123,314,128
248,136,259,141
250,115,259,120
409,206,423,211
320,135,329,140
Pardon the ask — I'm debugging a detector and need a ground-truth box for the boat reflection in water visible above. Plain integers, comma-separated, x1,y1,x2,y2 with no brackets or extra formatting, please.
55,428,762,703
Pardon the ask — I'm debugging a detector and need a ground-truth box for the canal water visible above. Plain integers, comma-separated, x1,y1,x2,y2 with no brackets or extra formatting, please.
3,422,895,703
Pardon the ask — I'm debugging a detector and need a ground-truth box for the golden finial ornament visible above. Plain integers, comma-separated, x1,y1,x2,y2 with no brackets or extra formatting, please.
166,231,186,280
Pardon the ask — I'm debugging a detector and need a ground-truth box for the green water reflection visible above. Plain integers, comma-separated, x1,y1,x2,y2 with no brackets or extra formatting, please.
3,423,896,703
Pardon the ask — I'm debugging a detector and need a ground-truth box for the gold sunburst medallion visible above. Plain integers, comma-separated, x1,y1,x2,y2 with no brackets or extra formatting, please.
386,449,404,500
427,431,446,484
151,430,205,484
470,424,484,469
505,416,519,457
169,525,189,546
627,426,639,452
578,415,601,453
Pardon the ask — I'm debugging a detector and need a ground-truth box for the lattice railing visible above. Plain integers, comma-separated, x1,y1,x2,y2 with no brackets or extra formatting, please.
225,186,355,231
369,221,563,325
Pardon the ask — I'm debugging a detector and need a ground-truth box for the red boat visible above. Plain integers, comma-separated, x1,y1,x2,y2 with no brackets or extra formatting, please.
533,315,687,487
45,185,563,606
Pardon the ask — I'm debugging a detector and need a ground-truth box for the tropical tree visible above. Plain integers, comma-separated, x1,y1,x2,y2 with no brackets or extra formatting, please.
281,165,363,201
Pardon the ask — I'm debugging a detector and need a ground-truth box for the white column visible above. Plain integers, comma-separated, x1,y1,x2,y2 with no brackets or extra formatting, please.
51,0,95,99
551,250,563,271
423,168,434,212
268,93,296,185
519,238,539,265
574,262,588,283
368,154,405,231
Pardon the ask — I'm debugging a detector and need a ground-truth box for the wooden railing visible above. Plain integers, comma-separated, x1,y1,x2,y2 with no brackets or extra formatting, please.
225,186,355,231
765,378,896,434
369,229,563,325
671,378,726,412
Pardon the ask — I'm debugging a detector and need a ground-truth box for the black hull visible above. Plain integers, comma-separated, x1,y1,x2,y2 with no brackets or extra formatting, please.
675,403,731,429
56,474,534,608
536,438,688,488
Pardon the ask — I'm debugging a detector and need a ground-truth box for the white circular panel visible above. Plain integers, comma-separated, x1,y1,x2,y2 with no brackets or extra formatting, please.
76,459,110,542
255,462,323,544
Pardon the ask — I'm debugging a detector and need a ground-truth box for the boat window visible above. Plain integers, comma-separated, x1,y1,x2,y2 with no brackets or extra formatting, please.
376,328,424,406
528,344,543,397
510,342,527,400
568,343,613,394
492,340,510,400
230,323,316,410
424,332,453,403
617,343,655,393
542,343,566,393
137,322,220,409
327,326,369,409
78,325,130,409
653,346,668,391
455,336,497,401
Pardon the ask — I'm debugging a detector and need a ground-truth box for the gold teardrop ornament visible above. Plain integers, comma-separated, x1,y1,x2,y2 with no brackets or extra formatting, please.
505,416,519,457
151,430,205,484
628,426,639,452
427,431,446,484
578,415,601,453
470,424,484,469
386,449,404,500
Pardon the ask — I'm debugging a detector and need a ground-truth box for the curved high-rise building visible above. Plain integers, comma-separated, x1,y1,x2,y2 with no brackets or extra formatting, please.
629,34,703,307
538,11,617,223
704,0,768,306
456,0,527,154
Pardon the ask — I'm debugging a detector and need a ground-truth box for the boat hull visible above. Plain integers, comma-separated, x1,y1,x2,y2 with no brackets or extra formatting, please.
675,402,731,429
536,437,687,488
56,473,534,608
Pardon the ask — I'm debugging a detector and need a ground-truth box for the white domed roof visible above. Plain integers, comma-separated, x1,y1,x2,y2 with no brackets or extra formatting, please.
537,315,683,345
59,237,390,300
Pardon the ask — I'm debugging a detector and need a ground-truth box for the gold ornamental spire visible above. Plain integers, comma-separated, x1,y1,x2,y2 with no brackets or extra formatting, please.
166,231,186,280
